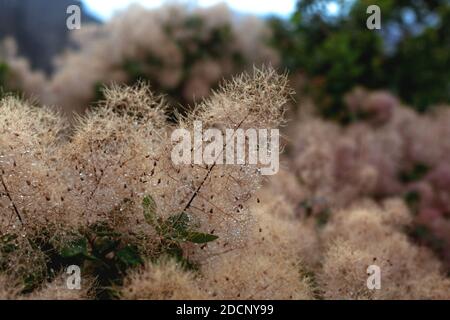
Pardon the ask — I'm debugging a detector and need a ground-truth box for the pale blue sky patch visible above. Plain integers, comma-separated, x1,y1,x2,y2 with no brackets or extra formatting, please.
82,0,298,20
326,2,339,15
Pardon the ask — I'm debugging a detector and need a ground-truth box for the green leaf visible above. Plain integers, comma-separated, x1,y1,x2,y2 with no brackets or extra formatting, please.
142,195,158,227
161,244,199,271
159,212,192,240
116,245,142,267
94,237,120,256
60,238,89,258
186,232,218,244
0,234,18,254
167,212,189,234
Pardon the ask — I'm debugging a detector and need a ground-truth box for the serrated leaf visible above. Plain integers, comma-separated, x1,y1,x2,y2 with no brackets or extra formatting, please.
142,195,157,227
116,245,142,267
186,232,218,244
166,212,189,234
60,238,88,258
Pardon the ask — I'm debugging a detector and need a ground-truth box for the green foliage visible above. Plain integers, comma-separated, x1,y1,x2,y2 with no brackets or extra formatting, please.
0,62,8,85
0,194,218,299
404,190,421,214
389,4,450,112
142,194,158,226
270,0,450,121
142,195,218,269
0,62,9,99
399,163,430,183
0,218,141,297
298,199,331,227
0,231,49,292
143,195,218,244
0,61,23,100
408,224,445,257
59,238,90,259
56,222,145,299
0,233,17,256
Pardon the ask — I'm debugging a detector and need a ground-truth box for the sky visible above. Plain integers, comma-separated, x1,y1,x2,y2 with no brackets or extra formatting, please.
82,0,298,20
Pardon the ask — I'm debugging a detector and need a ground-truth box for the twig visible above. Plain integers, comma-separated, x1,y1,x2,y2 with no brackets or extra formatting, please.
0,173,23,225
176,113,250,223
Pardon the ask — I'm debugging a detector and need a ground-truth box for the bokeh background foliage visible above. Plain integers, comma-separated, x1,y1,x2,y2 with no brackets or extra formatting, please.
0,0,448,118
271,0,450,121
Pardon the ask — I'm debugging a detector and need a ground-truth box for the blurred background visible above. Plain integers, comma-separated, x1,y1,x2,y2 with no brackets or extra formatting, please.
0,0,448,112
0,0,294,74
1,0,449,270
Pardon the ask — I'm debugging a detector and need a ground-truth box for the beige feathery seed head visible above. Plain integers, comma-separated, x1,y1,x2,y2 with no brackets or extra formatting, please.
264,169,305,212
0,38,47,101
0,235,48,285
190,67,291,129
51,82,169,233
1,68,293,299
121,258,207,300
251,191,321,269
319,239,450,300
99,82,167,126
318,206,450,299
0,95,66,149
25,273,94,300
200,250,313,300
290,117,340,202
0,96,67,234
0,274,22,300
379,198,412,227
319,240,379,300
146,67,292,261
198,199,314,300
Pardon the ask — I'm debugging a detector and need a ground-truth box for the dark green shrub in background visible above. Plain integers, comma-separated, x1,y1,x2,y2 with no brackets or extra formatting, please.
0,62,8,98
270,0,450,121
0,61,23,99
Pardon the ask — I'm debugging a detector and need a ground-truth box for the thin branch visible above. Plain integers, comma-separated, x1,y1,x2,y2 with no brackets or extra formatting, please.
0,173,23,225
180,113,250,214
